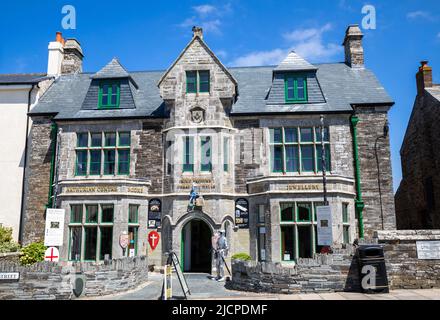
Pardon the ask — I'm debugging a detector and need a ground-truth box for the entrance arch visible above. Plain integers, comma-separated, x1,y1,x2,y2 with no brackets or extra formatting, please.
181,219,212,273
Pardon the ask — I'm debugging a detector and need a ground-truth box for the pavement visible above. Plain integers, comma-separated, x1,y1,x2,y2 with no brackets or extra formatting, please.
83,272,440,300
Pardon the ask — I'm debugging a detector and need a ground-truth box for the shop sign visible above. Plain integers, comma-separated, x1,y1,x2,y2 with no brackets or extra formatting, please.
416,241,440,260
148,231,160,251
287,184,321,191
0,272,20,281
44,208,65,247
235,198,249,228
148,198,162,229
316,205,333,246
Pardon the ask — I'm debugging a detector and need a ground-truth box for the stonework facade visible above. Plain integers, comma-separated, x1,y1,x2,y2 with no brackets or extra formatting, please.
22,25,395,274
395,62,440,229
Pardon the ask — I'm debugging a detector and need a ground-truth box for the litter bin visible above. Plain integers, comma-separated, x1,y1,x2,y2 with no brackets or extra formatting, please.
357,245,389,293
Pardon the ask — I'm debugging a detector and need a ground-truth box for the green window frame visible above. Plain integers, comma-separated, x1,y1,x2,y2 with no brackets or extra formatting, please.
99,226,113,260
118,132,130,147
223,137,229,172
77,132,88,147
186,71,197,93
199,71,210,93
70,204,83,223
118,149,130,175
284,74,308,103
68,226,82,261
201,136,212,172
101,204,114,224
183,136,194,172
75,150,88,176
128,226,138,256
89,150,102,176
98,82,120,108
128,204,139,224
280,203,295,222
297,203,312,222
342,203,349,223
90,132,102,147
104,150,116,175
85,205,99,223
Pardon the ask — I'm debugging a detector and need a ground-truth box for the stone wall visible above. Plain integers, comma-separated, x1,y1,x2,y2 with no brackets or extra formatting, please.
355,107,396,237
230,247,360,294
376,230,440,289
0,256,148,300
22,116,54,245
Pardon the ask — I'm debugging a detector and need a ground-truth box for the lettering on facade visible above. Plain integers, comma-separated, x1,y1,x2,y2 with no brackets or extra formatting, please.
287,184,321,191
127,187,144,194
177,177,215,191
64,186,118,193
249,184,266,194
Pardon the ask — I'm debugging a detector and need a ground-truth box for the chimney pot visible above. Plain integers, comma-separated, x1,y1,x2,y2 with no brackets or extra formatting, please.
416,60,433,95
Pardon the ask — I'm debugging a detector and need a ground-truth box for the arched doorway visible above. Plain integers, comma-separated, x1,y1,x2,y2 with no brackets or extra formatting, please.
181,219,212,273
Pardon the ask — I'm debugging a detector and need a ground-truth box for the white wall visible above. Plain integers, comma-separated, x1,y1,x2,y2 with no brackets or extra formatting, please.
0,85,37,241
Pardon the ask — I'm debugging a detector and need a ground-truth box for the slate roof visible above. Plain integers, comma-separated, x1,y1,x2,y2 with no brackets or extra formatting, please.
91,58,130,79
274,51,317,72
426,86,440,102
30,61,393,120
0,73,52,84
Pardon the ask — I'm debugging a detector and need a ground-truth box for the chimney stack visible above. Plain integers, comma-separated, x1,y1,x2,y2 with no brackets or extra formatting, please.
61,39,84,74
416,61,433,95
343,25,364,68
47,32,65,76
192,26,203,39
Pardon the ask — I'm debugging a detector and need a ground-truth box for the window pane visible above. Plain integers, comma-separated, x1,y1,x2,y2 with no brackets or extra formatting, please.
297,203,311,221
70,205,83,223
300,128,313,142
102,84,110,95
285,146,299,172
105,133,116,147
286,77,295,100
100,227,113,260
343,226,350,244
118,150,130,175
69,227,82,261
298,226,313,258
101,204,114,223
284,128,298,143
76,150,87,175
111,94,117,105
258,228,266,261
186,71,197,93
272,145,283,172
86,205,98,223
301,145,314,171
199,71,210,92
223,137,229,172
258,204,265,223
84,227,97,261
89,150,101,175
201,136,212,172
315,127,329,142
297,77,305,100
102,95,108,105
280,203,294,221
104,150,116,174
281,226,295,261
316,144,331,172
342,203,349,223
119,132,130,146
183,137,194,172
77,133,88,147
90,133,102,147
129,205,138,224
270,128,282,144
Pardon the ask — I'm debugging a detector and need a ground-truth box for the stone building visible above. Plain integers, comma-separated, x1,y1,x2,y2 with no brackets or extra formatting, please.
395,61,440,229
23,24,395,271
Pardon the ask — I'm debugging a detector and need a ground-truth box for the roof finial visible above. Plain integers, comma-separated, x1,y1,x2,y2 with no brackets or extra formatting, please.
192,26,203,39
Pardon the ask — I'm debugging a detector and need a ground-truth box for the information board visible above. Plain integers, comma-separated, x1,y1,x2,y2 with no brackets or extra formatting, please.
416,241,440,260
316,205,333,246
235,198,249,228
44,208,65,246
148,198,162,229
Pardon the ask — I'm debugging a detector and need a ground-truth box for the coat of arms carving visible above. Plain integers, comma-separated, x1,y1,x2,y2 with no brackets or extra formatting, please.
190,106,205,123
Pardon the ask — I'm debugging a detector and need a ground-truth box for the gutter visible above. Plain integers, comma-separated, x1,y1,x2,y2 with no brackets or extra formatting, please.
18,84,36,244
350,115,365,239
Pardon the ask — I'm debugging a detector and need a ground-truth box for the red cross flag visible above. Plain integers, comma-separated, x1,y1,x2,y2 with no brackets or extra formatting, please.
148,231,160,251
44,247,60,262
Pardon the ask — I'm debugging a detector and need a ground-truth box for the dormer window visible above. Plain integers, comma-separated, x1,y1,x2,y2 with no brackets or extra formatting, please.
186,70,210,94
98,82,120,108
284,75,307,103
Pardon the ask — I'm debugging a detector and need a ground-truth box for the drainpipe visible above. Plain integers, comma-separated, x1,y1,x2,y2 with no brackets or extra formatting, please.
350,115,365,239
46,122,58,209
18,84,36,244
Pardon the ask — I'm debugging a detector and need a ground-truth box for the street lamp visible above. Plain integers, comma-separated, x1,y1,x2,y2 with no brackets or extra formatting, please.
374,120,389,230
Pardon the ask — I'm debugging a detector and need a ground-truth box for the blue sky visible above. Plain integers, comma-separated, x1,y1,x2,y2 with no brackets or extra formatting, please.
1,0,439,191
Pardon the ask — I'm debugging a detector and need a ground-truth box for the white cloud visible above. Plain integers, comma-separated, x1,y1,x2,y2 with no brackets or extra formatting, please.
178,3,232,35
407,11,436,21
230,23,342,67
193,5,216,16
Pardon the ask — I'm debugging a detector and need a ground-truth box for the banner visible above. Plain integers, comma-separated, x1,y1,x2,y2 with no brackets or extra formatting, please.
44,208,66,246
316,206,333,246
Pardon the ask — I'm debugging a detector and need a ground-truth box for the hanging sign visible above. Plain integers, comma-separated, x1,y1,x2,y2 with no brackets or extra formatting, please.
44,247,60,262
235,198,249,228
148,199,162,229
316,206,333,246
148,231,160,251
44,208,65,247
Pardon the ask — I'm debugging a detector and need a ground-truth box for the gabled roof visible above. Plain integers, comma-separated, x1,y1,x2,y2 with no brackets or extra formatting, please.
274,51,318,72
91,58,130,79
0,73,52,85
157,35,237,87
426,86,440,102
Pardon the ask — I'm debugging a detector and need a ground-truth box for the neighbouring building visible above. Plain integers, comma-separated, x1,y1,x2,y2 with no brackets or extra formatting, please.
0,74,53,242
23,24,395,272
396,61,440,229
